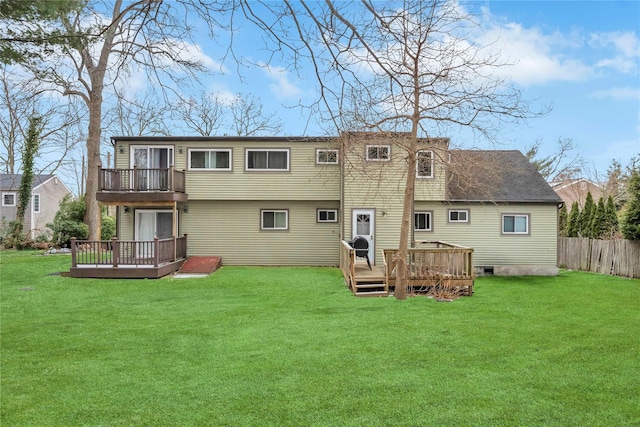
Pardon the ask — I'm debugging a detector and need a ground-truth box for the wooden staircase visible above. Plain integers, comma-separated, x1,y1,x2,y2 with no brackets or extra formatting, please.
353,279,388,297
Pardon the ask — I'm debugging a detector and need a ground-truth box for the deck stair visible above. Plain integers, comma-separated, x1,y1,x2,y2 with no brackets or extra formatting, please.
352,276,388,297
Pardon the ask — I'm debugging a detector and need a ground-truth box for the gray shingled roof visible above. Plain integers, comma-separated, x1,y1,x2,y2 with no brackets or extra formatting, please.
447,150,563,203
0,174,54,191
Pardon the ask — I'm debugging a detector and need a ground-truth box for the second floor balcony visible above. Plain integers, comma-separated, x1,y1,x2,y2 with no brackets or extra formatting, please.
97,167,188,204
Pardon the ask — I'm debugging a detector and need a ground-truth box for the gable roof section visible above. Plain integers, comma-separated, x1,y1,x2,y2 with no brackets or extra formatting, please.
447,150,563,203
1,174,56,191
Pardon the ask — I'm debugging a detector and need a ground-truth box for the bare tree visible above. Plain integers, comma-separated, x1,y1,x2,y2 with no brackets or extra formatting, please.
174,92,226,136
229,93,283,136
105,88,171,138
525,137,584,181
0,68,83,176
242,1,541,299
2,0,230,239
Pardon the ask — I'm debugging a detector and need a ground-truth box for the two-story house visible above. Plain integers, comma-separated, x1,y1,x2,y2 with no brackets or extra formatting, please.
72,133,562,280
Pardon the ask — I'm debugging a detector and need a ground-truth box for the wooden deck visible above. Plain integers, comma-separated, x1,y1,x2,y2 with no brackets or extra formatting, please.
68,236,188,278
341,240,475,297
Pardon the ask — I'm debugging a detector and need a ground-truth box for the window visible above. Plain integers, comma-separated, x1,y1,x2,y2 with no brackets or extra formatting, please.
417,150,434,178
316,149,339,165
189,149,231,170
33,194,40,213
261,210,288,230
366,145,390,161
317,209,338,223
502,214,529,234
414,211,432,231
246,149,289,171
2,192,15,206
448,209,469,223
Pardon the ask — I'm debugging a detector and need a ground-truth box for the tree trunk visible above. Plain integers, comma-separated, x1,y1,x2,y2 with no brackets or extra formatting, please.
84,85,103,240
395,138,417,300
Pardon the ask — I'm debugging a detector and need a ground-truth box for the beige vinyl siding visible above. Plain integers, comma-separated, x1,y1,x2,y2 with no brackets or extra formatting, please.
182,200,340,265
184,141,339,200
414,202,559,267
342,138,447,264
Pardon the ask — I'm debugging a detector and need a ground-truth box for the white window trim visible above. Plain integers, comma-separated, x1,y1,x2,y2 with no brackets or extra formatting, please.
261,209,289,230
414,211,433,231
416,150,434,179
448,209,469,223
246,149,290,171
502,214,530,235
365,144,391,162
33,193,40,213
317,209,338,223
187,148,232,171
2,192,16,206
316,149,339,165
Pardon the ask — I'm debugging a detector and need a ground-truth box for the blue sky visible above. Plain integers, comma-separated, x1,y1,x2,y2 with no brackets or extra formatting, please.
179,0,639,177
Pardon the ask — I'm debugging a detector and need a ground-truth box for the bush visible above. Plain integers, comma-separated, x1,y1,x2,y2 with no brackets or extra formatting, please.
48,195,88,247
101,215,116,240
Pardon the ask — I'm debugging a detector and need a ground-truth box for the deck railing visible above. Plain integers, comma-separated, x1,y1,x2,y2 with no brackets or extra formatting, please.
70,235,188,267
98,167,186,193
384,241,474,283
340,240,356,289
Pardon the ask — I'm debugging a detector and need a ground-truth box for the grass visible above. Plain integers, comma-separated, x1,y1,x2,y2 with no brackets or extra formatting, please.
1,250,639,426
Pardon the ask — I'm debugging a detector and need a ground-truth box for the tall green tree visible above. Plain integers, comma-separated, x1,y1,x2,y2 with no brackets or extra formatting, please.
11,116,41,246
621,169,640,240
590,197,606,239
603,195,619,238
558,203,568,237
580,192,595,237
0,0,83,64
567,202,581,237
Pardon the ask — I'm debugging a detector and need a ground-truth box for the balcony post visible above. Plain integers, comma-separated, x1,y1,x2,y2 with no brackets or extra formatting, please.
112,237,119,267
133,165,138,191
71,238,77,267
169,165,174,191
154,237,159,267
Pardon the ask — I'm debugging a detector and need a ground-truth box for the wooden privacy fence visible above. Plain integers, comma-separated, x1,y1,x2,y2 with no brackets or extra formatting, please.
558,237,640,278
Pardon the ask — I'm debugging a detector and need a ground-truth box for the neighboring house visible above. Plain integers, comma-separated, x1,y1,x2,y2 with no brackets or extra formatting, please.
550,178,604,211
0,174,72,240
86,133,562,278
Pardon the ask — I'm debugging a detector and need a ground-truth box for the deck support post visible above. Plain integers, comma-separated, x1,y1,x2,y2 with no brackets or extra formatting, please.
112,237,119,267
71,238,77,267
154,238,159,267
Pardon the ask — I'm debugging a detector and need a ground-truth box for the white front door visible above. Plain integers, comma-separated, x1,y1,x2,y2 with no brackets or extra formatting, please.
135,210,174,257
352,209,375,264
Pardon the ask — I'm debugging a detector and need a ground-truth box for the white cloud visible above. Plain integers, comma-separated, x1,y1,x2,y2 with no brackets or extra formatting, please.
590,86,640,100
477,22,592,86
258,64,303,99
590,31,640,74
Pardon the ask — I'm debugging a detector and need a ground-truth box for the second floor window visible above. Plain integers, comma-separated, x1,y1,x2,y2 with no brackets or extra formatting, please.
417,150,434,178
316,149,339,164
189,149,232,170
246,149,289,171
366,145,390,161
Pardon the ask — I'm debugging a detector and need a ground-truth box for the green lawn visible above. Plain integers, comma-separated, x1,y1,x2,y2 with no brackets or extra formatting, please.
1,251,639,426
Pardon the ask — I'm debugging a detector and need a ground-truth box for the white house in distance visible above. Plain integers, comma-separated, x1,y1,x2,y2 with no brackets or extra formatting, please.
0,174,72,240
